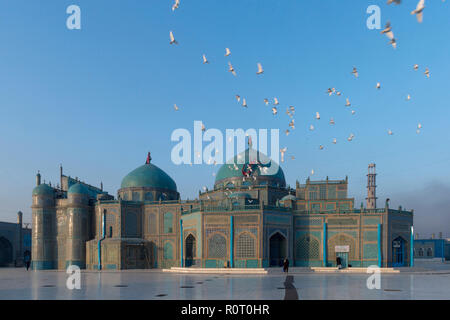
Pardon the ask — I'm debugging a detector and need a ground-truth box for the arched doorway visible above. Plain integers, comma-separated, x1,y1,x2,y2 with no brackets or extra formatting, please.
0,237,13,267
392,237,405,267
269,232,287,267
185,234,196,267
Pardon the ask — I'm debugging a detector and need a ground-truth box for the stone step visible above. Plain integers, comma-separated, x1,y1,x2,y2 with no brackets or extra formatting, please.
164,267,268,274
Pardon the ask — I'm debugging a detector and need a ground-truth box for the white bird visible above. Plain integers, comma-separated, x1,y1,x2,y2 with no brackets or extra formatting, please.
315,112,320,120
285,129,290,136
424,67,430,78
388,129,393,135
202,54,209,64
264,98,269,105
273,97,279,105
327,88,335,96
169,31,178,45
376,82,381,89
329,118,335,125
352,67,358,78
174,104,179,111
235,95,241,102
418,123,422,129
288,119,295,129
336,91,342,96
272,107,278,115
381,22,394,40
387,0,401,5
256,63,264,75
228,62,236,76
414,64,419,71
348,133,355,141
319,145,324,150
225,48,231,57
332,138,337,144
311,169,315,175
345,98,351,107
242,98,248,108
406,94,411,101
280,147,287,162
309,125,315,131
351,110,356,115
389,38,397,49
201,124,206,132
172,0,180,11
411,0,425,23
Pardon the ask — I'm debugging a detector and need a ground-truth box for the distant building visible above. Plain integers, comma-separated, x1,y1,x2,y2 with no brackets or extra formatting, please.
414,237,450,261
0,211,32,267
31,149,414,270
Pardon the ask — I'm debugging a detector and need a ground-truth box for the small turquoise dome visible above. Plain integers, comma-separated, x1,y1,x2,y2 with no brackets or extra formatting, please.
32,184,54,196
121,163,177,191
68,183,89,195
215,148,286,187
281,194,297,201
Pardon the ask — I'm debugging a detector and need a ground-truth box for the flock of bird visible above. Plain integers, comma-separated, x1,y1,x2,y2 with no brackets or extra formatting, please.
168,0,438,177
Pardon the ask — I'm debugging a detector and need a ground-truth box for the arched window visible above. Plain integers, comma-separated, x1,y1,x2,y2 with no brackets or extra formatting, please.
122,193,129,201
208,233,227,258
132,192,140,201
144,192,153,201
418,248,424,257
426,248,433,257
163,212,173,234
236,232,255,258
148,213,157,234
163,242,173,260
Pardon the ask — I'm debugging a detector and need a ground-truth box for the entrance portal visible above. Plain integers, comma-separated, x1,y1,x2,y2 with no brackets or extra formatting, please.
0,237,13,267
269,232,287,267
392,237,405,267
185,234,196,267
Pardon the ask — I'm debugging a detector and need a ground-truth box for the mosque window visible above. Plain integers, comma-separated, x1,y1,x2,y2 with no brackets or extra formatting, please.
309,191,317,200
328,186,337,199
163,241,173,260
319,185,327,199
105,213,115,237
125,212,138,237
122,193,129,201
132,192,140,201
144,192,153,201
208,233,227,258
148,213,157,234
163,212,173,233
311,203,321,213
295,235,320,260
418,248,424,257
235,232,256,258
427,248,433,257
109,226,113,238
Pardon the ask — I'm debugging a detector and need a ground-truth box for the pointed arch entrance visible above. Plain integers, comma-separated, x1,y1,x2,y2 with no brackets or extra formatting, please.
185,234,196,267
392,236,405,267
0,237,13,267
269,232,287,267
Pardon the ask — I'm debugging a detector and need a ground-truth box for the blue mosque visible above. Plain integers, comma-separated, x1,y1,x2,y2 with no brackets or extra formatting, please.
31,149,414,270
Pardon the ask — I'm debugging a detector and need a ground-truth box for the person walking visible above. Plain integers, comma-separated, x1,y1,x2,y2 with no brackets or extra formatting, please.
283,258,290,273
24,252,31,271
336,256,342,270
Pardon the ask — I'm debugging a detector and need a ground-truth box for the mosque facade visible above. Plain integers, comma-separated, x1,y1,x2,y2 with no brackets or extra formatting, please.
31,149,414,270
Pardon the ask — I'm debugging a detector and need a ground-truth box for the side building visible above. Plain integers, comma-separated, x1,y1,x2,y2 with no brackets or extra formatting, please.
0,211,32,267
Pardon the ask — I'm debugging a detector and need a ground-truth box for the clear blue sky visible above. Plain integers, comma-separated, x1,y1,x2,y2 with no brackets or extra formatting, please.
0,1,449,237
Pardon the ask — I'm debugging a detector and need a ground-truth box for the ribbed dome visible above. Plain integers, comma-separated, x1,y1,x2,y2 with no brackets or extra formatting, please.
32,184,54,196
215,148,285,188
121,163,177,191
68,183,89,195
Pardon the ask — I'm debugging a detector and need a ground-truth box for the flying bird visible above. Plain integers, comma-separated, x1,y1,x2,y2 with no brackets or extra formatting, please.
202,54,209,64
174,104,179,111
351,110,356,115
319,145,324,150
235,95,241,102
172,0,180,11
388,129,393,135
225,48,231,57
169,31,178,45
376,82,381,89
424,67,430,78
411,0,425,23
309,125,315,131
242,98,248,108
264,98,269,105
315,112,320,120
273,97,279,105
345,98,351,107
387,0,401,4
348,133,355,141
272,107,278,115
414,64,419,71
280,147,287,162
256,63,264,75
332,138,337,144
406,94,411,101
381,22,394,40
352,67,358,78
228,62,236,76
329,118,335,125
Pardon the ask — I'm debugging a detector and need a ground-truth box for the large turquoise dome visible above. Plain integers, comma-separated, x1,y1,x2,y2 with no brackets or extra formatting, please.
68,183,89,195
32,184,54,196
215,148,286,188
121,163,177,191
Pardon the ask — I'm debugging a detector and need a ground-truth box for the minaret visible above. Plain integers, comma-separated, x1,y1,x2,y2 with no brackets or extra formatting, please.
366,163,377,209
36,171,41,186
